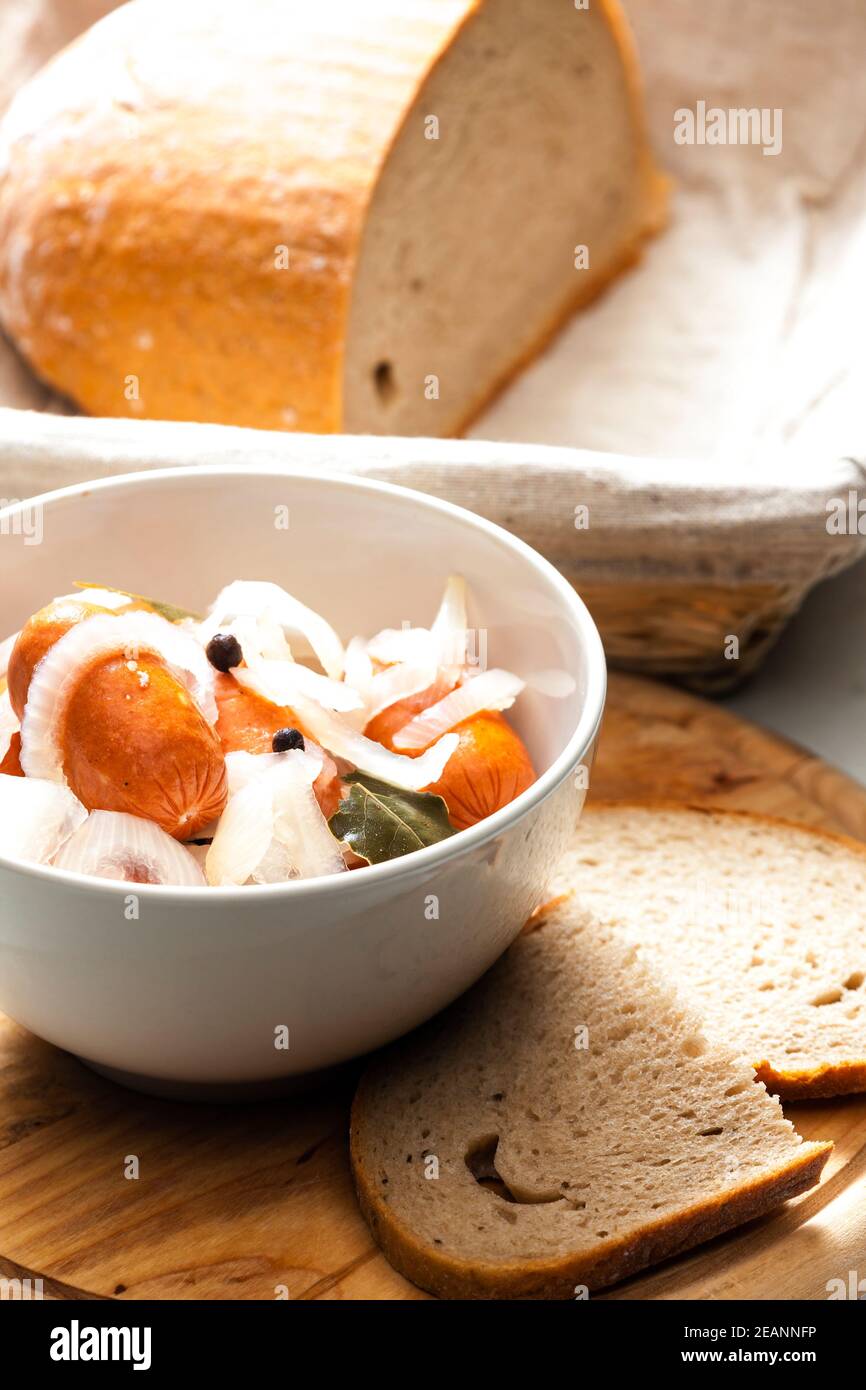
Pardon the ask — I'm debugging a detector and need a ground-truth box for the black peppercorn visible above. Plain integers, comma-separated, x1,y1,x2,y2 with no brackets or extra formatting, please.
272,727,305,753
206,632,243,672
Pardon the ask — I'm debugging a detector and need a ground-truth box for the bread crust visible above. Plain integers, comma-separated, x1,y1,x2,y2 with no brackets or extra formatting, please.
0,0,469,431
350,1090,830,1300
578,802,866,1100
0,0,665,435
754,1059,866,1100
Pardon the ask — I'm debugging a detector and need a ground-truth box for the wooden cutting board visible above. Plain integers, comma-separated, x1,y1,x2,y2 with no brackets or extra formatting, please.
1,671,865,1302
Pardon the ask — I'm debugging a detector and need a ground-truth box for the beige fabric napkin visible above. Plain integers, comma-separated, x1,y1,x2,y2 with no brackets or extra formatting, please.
2,406,861,592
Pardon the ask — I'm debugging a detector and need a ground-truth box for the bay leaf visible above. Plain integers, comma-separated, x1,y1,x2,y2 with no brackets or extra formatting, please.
329,773,456,865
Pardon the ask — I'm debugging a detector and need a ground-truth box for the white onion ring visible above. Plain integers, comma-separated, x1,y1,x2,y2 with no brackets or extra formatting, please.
430,574,469,676
232,660,362,714
341,636,376,729
206,780,275,887
224,747,324,796
290,694,458,791
393,669,524,751
365,662,440,722
207,748,344,885
54,810,206,886
365,577,469,672
214,612,291,664
343,636,373,691
0,775,87,864
200,581,344,679
365,625,436,668
269,756,347,879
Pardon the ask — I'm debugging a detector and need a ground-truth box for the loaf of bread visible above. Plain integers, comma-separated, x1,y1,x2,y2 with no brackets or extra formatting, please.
0,0,665,435
352,894,830,1299
555,805,866,1098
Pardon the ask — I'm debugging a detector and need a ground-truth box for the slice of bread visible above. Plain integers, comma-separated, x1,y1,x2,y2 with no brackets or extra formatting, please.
0,0,665,436
554,806,866,1098
351,894,830,1299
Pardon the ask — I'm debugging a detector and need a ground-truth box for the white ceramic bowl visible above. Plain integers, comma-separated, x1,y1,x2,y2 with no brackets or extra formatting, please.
0,467,605,1097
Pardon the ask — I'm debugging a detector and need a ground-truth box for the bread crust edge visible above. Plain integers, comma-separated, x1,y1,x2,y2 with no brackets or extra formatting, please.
350,1093,830,1299
0,0,668,437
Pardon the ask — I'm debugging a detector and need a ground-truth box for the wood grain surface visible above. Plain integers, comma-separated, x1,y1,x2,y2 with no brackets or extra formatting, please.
0,671,864,1301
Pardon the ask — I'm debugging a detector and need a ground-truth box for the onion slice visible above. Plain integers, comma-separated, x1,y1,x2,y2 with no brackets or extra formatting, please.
343,635,373,691
393,669,525,751
269,756,347,879
54,810,206,886
207,748,345,885
365,625,436,668
213,611,292,665
365,661,439,722
342,636,375,729
224,747,324,796
431,574,468,676
206,780,275,886
232,660,362,714
200,581,344,679
20,611,218,783
341,638,437,727
248,838,296,885
0,775,87,864
362,576,468,689
290,694,458,791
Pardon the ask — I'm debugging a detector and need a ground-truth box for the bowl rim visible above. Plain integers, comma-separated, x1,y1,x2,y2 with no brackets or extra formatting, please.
0,463,607,903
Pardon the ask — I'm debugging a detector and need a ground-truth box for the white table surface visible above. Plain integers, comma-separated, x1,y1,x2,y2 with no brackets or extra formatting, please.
725,555,866,788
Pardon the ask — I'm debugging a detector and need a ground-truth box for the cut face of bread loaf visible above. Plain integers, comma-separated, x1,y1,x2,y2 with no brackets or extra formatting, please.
0,0,665,435
556,806,866,1098
351,895,829,1299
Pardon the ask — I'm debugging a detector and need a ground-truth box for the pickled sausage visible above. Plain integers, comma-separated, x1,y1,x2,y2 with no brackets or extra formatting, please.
61,653,227,839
